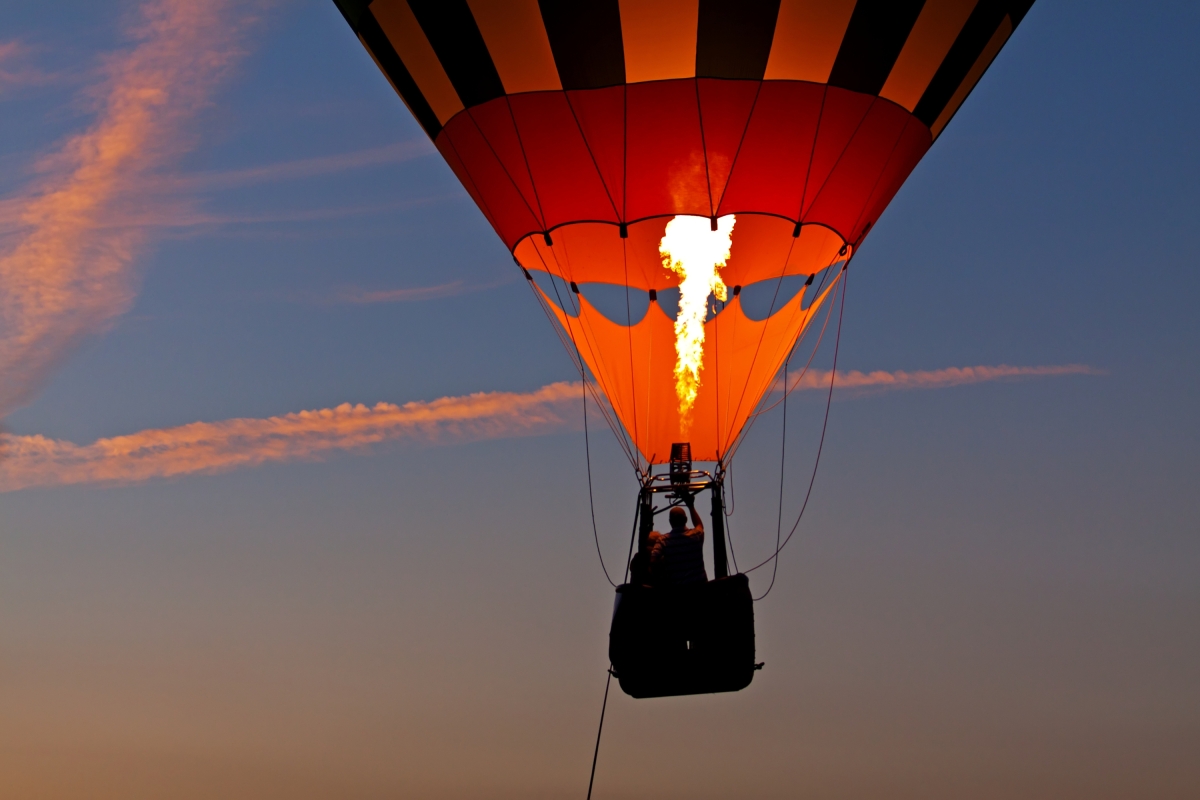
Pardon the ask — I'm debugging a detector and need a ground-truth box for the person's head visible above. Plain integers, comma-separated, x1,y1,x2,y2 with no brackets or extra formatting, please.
668,506,688,532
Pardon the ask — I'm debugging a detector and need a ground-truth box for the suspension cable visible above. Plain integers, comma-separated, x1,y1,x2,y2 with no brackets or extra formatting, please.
748,265,848,584
583,378,617,588
623,495,640,584
723,262,841,466
744,261,839,421
756,356,789,599
721,478,740,575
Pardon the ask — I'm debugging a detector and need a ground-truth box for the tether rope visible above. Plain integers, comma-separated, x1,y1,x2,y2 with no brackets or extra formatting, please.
585,668,613,800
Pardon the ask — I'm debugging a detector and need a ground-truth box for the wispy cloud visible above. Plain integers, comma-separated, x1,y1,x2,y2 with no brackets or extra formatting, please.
0,382,581,492
327,276,517,305
778,363,1102,394
164,140,436,192
0,40,55,93
0,364,1097,492
0,0,253,416
51,193,460,235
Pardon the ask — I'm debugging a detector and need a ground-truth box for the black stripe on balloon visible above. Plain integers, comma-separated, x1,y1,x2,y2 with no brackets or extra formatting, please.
538,0,625,90
912,0,1010,127
1009,0,1037,26
357,9,442,139
407,0,505,109
332,0,370,29
828,0,926,96
696,0,781,80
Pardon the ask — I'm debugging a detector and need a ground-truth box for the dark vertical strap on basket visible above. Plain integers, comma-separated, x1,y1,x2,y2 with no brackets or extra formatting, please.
710,482,729,579
638,488,654,554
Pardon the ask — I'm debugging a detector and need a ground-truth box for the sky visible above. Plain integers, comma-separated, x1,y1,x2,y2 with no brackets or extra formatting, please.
0,1,1197,798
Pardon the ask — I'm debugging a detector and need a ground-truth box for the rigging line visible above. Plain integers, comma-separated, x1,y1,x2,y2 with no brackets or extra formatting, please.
723,234,797,426
583,379,635,469
796,85,828,222
526,274,584,373
585,668,613,800
525,271,635,467
500,96,549,229
466,107,544,229
440,134,502,238
747,265,848,579
693,78,715,218
533,243,637,467
800,97,878,223
623,495,641,584
725,459,735,515
731,247,842,459
621,83,628,220
721,234,800,449
756,356,788,600
742,254,840,422
545,239,638,468
713,250,722,456
574,323,638,469
563,92,621,220
847,116,910,237
722,478,740,574
530,243,586,371
584,380,617,588
522,248,630,463
722,269,838,466
712,80,764,213
622,236,641,473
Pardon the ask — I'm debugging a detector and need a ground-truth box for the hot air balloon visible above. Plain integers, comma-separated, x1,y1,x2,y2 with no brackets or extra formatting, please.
332,0,1036,698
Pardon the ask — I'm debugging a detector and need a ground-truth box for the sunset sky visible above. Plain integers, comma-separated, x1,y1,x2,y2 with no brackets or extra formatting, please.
1,2,1198,798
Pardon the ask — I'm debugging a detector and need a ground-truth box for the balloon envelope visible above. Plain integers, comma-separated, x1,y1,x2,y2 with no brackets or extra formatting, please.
334,0,1035,463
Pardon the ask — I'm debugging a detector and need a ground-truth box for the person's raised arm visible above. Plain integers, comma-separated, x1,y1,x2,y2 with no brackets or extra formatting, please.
684,492,703,529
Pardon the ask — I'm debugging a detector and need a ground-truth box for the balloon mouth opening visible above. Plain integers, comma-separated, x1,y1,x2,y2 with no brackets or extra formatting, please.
517,214,848,324
516,213,849,462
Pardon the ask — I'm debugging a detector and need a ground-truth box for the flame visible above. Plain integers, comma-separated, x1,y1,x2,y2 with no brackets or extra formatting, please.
659,214,735,432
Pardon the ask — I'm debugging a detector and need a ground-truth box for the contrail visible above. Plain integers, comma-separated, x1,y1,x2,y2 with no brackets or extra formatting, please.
0,365,1097,492
0,382,581,492
775,363,1102,393
0,0,251,416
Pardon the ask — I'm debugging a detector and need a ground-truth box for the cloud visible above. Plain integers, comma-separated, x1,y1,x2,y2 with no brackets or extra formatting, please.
328,276,517,305
780,363,1103,394
0,1,252,416
0,364,1097,492
46,193,461,235
335,280,472,304
166,140,436,192
0,382,581,492
0,40,55,93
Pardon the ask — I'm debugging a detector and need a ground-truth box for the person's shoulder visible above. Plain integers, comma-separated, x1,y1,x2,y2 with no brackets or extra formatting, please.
648,531,666,543
686,525,704,538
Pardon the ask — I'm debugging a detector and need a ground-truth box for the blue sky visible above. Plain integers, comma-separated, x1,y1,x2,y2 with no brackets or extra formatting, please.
1,2,1197,797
